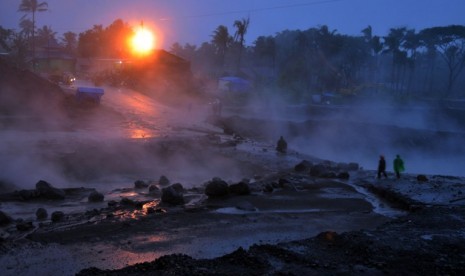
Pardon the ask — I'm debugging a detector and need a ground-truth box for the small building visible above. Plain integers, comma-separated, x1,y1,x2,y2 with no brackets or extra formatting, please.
218,76,251,93
33,44,76,74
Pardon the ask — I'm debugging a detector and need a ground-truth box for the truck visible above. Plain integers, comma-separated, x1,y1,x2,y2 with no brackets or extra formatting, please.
75,86,104,105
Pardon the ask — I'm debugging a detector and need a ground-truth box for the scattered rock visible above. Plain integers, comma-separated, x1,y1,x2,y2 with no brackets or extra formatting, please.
171,183,184,193
120,197,135,206
159,175,170,186
310,164,326,177
16,221,34,231
36,180,65,200
148,184,160,195
229,181,251,195
417,175,428,182
18,189,40,200
161,185,185,205
88,191,104,202
0,211,13,226
134,180,149,189
320,172,337,179
205,177,229,198
51,211,65,222
36,208,48,220
337,172,350,179
294,160,313,172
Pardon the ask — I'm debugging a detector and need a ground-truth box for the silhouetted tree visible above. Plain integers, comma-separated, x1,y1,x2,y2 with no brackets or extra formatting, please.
18,0,48,64
36,25,56,47
420,25,465,97
61,31,77,55
233,17,250,72
384,27,408,94
211,25,231,71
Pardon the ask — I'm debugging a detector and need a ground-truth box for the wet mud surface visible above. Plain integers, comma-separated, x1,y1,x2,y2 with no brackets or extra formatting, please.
1,61,465,275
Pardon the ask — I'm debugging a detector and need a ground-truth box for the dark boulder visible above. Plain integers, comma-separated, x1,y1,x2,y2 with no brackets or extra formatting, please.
134,180,149,189
337,172,350,179
0,211,13,226
205,177,229,198
171,183,184,193
310,164,327,177
36,208,48,220
88,191,104,202
36,180,65,200
16,221,34,231
159,175,170,186
294,160,313,172
161,185,185,205
148,184,160,195
18,189,40,200
51,211,65,222
120,197,135,206
417,175,428,182
320,172,337,179
229,181,251,195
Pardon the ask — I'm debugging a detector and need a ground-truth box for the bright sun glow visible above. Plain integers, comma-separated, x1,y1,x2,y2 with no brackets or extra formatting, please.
131,28,155,55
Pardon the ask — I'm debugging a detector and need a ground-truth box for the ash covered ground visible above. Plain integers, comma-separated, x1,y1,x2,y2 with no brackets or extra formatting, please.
1,59,465,275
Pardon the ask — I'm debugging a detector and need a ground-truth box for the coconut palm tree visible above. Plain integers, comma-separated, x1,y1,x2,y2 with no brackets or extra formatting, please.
211,25,231,70
233,17,250,72
18,0,49,66
61,31,77,54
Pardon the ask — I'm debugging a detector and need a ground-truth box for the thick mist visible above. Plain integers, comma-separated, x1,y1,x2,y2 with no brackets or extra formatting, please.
221,89,465,177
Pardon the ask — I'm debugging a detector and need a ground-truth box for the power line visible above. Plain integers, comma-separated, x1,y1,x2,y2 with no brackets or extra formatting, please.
162,0,346,20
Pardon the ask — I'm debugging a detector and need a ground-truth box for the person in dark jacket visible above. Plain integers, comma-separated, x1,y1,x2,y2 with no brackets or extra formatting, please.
393,154,405,179
377,155,387,179
276,136,287,154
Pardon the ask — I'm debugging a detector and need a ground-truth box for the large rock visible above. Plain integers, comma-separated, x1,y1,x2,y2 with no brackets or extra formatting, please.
417,175,428,182
205,177,229,198
0,211,12,226
36,208,48,220
18,189,40,200
294,160,313,172
16,221,34,231
310,164,327,177
148,184,160,195
159,175,170,186
134,180,149,189
88,191,104,202
229,181,250,195
35,180,65,200
51,211,65,222
161,185,184,205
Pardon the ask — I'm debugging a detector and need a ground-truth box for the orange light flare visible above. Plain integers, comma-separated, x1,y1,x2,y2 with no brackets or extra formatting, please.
129,21,158,56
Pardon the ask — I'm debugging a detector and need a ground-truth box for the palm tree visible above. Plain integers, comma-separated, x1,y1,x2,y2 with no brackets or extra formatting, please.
211,25,231,70
233,17,250,72
18,0,49,66
384,27,407,93
61,31,77,54
19,18,34,42
36,25,56,47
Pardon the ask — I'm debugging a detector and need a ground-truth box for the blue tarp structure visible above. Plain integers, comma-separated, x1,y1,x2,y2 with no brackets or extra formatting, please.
76,86,104,104
218,76,251,93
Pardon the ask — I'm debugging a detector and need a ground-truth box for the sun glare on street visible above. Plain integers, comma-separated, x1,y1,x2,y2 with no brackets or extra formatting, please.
130,27,155,55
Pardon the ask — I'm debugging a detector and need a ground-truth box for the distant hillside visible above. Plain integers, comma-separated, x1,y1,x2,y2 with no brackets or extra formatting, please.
0,58,67,117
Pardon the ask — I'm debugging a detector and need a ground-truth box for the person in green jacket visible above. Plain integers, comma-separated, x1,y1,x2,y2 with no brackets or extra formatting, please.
393,154,405,179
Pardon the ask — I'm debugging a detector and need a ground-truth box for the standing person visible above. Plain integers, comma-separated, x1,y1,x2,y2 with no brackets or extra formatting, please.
377,155,387,179
276,136,288,154
393,154,405,179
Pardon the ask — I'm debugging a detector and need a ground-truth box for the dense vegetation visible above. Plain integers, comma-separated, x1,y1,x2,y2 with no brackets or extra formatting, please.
1,0,465,102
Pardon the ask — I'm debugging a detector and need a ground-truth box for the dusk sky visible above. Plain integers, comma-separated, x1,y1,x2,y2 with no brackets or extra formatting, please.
1,0,465,49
